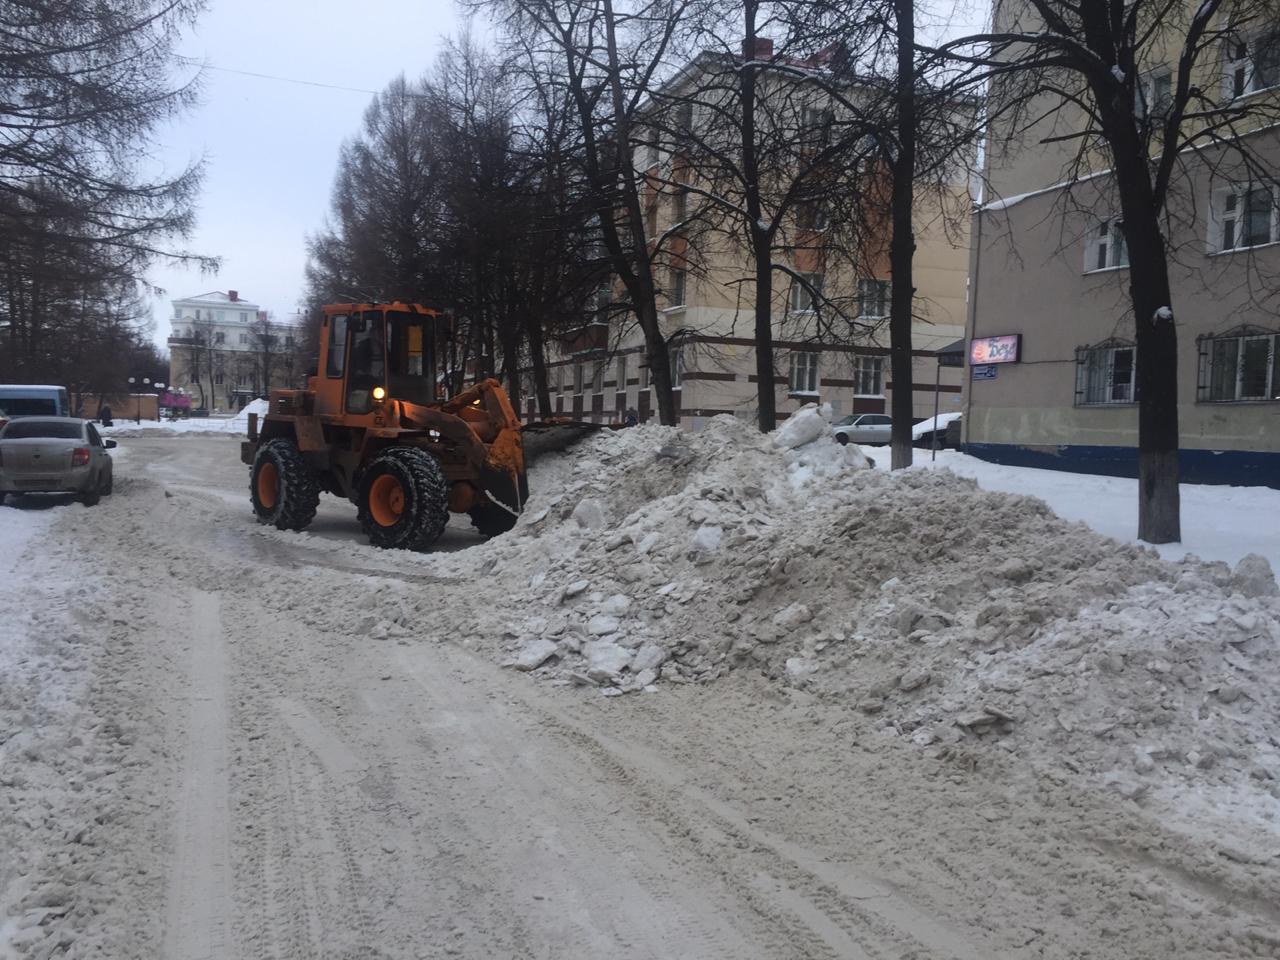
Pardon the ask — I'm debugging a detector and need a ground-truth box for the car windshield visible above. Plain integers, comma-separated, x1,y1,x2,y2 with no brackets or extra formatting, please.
834,415,857,426
2,420,82,439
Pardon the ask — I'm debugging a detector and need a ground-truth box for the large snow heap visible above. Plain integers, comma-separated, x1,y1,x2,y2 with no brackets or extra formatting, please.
406,408,1280,829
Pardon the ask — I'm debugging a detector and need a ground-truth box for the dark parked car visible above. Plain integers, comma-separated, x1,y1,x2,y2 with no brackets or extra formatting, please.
0,417,116,505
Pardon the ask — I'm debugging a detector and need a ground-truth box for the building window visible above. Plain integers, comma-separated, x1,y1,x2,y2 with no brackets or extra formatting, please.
1136,68,1173,120
1226,30,1280,98
1214,184,1278,250
573,363,584,394
790,272,823,312
789,351,819,394
672,188,688,223
616,354,627,391
285,335,294,347
240,311,249,322
215,331,225,344
239,332,248,345
670,344,684,389
214,372,224,385
592,361,603,394
797,201,828,230
1076,343,1136,404
641,362,650,388
801,106,833,143
642,129,659,168
670,268,687,308
856,279,889,319
1088,218,1129,270
853,356,883,395
1202,332,1280,401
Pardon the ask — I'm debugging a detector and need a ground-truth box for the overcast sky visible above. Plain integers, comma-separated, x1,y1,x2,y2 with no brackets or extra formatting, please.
146,0,468,347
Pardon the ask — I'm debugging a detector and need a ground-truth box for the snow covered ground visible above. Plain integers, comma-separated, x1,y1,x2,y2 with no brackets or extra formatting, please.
2,410,1278,958
99,397,268,437
917,450,1280,571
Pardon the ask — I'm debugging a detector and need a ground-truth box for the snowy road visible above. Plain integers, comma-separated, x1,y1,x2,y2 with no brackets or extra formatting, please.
2,436,1278,959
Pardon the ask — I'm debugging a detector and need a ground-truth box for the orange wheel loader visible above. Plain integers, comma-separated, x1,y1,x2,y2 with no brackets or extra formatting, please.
240,303,530,551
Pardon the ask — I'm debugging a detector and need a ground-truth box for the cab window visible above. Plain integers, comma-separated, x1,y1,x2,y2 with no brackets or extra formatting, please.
326,315,349,377
386,312,436,405
346,312,386,414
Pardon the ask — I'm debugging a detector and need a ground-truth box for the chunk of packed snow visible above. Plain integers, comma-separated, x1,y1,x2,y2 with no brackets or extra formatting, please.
773,404,828,449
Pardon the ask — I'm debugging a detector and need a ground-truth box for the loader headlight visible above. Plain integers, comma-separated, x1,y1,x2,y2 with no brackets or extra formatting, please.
372,386,387,402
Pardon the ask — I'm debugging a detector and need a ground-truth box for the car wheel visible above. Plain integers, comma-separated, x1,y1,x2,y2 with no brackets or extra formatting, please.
834,432,850,446
81,480,101,506
101,469,113,496
357,447,450,551
0,492,6,506
251,439,320,531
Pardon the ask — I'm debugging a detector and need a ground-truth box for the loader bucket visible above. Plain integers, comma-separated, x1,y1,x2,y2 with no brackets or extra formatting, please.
521,420,612,464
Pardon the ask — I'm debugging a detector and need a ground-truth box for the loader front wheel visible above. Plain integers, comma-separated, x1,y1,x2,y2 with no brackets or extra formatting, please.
251,439,320,531
357,447,449,551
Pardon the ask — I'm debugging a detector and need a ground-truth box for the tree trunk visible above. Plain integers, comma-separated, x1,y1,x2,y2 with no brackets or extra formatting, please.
600,0,675,425
526,312,552,418
1125,217,1181,543
740,0,776,433
888,0,917,470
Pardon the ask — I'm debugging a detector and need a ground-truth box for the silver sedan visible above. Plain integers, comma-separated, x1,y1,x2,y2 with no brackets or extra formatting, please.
0,417,116,506
832,413,892,445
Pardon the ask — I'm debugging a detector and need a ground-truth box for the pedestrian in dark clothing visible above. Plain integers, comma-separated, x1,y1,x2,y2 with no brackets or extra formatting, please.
98,403,113,427
624,407,638,427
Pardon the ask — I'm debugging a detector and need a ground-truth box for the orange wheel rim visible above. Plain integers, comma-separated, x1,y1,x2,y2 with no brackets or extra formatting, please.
257,461,279,508
369,474,405,527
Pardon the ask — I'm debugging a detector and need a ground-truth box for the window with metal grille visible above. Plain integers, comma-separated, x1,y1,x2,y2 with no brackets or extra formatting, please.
1200,332,1280,401
1075,343,1136,404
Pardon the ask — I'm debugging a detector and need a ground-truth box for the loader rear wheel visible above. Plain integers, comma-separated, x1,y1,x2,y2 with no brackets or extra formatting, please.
251,439,320,531
357,447,449,551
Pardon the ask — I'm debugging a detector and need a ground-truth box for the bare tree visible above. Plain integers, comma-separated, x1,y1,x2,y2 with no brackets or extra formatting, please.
944,0,1280,541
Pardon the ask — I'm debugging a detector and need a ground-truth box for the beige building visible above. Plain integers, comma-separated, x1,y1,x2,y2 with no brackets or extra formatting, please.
967,7,1280,485
527,43,971,431
167,291,301,413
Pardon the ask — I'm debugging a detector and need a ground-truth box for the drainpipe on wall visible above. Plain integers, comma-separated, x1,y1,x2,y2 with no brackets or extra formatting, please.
963,204,983,450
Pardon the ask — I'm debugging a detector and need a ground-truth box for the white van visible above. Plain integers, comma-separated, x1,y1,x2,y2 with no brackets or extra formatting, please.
0,384,71,419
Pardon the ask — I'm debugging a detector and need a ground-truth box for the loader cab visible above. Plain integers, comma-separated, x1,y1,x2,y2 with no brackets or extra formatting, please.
316,303,446,417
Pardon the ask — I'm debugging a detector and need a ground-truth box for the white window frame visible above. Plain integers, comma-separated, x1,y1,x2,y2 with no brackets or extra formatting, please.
1136,67,1173,120
1086,217,1129,271
1211,183,1279,251
1225,30,1280,99
238,332,248,345
670,268,687,308
789,350,820,394
670,345,684,389
790,272,824,313
1076,344,1136,405
1202,332,1280,401
856,279,889,320
852,355,883,396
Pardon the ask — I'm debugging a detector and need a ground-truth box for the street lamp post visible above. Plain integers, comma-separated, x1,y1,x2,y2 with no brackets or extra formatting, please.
127,376,151,423
154,382,166,422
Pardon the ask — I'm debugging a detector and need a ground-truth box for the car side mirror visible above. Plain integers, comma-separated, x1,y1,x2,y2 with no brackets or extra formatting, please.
105,439,118,449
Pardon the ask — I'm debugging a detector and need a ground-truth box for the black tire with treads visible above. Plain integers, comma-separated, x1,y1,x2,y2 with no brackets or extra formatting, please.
357,446,450,551
469,502,517,537
250,439,320,531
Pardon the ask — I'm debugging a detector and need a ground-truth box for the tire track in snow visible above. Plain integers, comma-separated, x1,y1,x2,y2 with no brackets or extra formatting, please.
162,589,237,960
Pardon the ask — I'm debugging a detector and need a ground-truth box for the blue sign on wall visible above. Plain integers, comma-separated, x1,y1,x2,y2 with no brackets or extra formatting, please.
971,364,998,381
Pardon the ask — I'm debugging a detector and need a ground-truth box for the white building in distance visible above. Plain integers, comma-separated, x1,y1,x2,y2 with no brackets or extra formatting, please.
166,290,301,412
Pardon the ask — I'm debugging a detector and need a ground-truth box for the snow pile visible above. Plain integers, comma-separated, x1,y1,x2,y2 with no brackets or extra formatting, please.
229,397,269,429
401,410,1280,831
